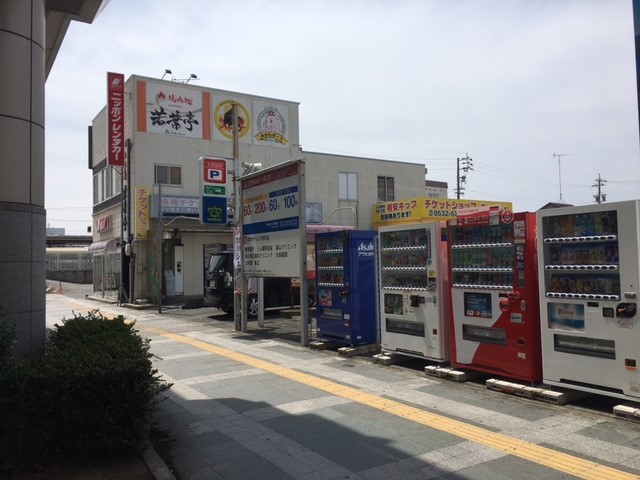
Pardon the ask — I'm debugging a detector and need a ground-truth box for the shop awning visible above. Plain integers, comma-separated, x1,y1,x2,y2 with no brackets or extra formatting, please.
88,239,117,253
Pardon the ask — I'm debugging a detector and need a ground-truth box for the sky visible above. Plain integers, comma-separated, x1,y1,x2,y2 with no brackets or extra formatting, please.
44,0,640,235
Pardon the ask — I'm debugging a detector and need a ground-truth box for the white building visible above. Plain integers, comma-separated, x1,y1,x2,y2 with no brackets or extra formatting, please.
90,74,429,303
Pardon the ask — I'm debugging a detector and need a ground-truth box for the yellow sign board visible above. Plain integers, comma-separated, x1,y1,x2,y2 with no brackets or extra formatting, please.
373,197,512,229
135,186,151,239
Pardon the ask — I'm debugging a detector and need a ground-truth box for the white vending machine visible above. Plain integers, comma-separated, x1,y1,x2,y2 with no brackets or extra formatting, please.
537,200,640,400
378,222,450,362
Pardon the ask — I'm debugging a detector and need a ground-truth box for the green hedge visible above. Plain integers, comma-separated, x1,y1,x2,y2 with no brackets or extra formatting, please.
0,310,171,471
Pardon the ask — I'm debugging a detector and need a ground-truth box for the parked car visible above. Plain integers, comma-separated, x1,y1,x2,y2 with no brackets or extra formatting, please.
204,251,297,316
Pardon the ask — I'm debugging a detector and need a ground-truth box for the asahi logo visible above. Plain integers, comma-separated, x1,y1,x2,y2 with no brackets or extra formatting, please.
358,241,374,256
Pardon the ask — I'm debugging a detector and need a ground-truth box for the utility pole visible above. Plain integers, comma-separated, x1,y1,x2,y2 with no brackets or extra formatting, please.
455,153,473,199
593,173,607,204
553,153,570,203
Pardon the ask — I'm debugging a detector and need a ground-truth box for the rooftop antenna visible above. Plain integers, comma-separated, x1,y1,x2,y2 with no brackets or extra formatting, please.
553,152,570,203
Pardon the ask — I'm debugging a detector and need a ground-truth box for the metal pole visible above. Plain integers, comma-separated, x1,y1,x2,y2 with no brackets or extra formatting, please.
127,139,134,303
456,157,460,199
157,182,163,314
298,160,309,346
119,165,125,305
232,103,241,330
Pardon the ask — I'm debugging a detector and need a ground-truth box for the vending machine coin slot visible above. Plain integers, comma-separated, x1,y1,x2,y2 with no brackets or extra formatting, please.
625,358,637,371
517,337,526,346
616,303,637,318
410,295,420,307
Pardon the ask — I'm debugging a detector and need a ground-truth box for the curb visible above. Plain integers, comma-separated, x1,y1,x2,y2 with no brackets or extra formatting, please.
142,445,176,480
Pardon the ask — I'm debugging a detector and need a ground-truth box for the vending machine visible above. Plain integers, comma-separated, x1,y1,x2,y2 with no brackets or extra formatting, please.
378,222,450,361
448,211,542,383
537,200,640,400
315,230,377,347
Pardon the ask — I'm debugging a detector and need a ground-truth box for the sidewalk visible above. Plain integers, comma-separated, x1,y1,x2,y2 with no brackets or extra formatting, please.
46,292,640,480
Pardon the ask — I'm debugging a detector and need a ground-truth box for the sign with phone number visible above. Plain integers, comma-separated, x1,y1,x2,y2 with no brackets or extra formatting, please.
372,197,512,227
241,161,303,277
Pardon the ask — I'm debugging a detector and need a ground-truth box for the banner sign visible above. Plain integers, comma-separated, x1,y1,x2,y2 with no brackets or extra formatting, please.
107,72,125,167
135,186,150,239
373,197,512,228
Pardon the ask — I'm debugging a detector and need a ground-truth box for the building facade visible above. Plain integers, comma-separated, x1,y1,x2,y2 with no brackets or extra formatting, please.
90,74,428,304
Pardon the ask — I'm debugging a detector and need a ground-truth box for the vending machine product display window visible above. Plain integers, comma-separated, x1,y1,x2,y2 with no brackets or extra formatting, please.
378,222,450,362
448,211,542,383
537,200,640,400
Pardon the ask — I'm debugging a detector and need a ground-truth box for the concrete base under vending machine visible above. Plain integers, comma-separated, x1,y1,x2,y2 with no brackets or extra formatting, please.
310,340,379,357
613,405,640,422
373,352,405,366
485,378,586,405
424,365,484,382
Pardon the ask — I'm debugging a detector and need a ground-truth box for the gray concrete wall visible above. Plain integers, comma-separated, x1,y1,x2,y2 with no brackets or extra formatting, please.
0,1,47,356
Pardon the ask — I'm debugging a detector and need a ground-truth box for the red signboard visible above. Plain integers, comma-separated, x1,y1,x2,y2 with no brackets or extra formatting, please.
97,215,112,232
203,157,227,184
107,72,125,167
456,205,513,226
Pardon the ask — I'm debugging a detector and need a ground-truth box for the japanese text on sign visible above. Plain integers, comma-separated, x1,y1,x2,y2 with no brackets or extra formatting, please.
107,72,125,167
241,161,303,278
373,197,512,226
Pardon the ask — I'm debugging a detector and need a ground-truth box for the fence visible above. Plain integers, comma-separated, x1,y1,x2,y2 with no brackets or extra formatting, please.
46,248,93,284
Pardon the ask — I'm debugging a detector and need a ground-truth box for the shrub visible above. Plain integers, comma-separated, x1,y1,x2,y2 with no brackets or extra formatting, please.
0,306,16,369
0,310,171,471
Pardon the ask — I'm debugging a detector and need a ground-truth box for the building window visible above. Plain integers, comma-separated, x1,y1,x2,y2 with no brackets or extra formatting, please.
339,172,357,200
155,165,182,186
93,165,122,205
378,176,394,201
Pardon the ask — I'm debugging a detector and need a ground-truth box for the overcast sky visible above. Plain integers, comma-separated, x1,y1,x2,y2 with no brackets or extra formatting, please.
45,0,640,235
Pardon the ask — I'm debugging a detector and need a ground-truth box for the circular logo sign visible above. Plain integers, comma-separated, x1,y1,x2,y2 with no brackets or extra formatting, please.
214,100,250,139
501,209,514,224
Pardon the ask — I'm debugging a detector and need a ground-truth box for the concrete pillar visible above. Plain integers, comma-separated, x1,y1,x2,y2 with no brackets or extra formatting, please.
0,0,47,355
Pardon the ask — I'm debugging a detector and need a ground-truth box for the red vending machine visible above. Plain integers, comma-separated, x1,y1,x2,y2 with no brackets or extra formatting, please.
448,210,542,383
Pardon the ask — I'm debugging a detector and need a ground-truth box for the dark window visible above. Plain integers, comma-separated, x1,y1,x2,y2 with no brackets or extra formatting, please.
155,165,182,186
378,176,394,201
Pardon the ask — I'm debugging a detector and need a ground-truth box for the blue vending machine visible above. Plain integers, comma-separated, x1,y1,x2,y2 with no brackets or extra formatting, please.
315,230,378,347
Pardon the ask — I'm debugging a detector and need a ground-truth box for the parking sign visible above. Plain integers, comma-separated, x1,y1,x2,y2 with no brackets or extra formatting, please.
203,157,226,184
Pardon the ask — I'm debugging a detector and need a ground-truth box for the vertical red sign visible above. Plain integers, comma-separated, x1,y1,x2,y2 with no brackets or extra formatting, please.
107,72,125,167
